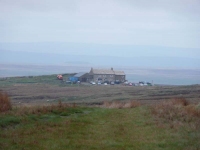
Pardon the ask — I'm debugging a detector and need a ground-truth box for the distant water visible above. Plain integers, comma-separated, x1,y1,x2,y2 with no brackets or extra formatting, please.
0,64,200,85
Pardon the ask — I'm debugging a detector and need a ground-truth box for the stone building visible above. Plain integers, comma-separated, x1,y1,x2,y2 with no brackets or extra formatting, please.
88,68,125,83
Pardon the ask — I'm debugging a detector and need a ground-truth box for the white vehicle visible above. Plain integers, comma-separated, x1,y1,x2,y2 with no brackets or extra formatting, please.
110,81,115,85
124,81,129,86
124,81,128,84
90,81,96,85
104,83,108,85
139,83,144,86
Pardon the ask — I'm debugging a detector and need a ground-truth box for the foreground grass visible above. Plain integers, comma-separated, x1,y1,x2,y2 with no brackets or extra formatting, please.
1,101,199,150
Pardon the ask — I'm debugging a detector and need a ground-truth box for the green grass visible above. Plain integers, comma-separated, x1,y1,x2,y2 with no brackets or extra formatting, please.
1,105,199,150
0,74,75,87
0,116,21,128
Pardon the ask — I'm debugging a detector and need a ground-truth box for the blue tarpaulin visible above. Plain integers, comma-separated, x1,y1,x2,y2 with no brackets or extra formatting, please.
69,76,78,82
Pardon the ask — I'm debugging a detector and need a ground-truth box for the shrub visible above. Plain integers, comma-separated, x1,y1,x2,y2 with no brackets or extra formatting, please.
151,98,200,129
124,101,141,108
0,91,12,112
11,101,76,116
102,100,140,109
170,97,189,106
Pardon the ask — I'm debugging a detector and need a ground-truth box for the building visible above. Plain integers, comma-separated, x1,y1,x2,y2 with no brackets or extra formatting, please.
88,68,125,83
73,72,88,82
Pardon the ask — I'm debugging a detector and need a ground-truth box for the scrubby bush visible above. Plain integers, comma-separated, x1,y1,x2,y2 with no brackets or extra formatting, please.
102,100,140,109
11,101,76,116
0,91,12,112
168,97,189,106
151,98,200,129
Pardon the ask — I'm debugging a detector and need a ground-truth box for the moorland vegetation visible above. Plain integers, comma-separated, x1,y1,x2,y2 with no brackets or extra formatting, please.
0,91,200,150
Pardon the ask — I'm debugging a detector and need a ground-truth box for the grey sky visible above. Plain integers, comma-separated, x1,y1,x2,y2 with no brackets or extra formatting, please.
1,0,200,49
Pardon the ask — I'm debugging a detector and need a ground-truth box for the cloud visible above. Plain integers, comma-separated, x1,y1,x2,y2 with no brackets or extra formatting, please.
0,0,200,48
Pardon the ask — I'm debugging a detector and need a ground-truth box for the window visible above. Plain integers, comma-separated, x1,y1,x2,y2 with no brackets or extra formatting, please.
110,75,113,77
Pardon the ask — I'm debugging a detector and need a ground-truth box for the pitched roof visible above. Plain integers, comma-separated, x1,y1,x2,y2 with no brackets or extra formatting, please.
114,70,125,75
92,69,114,74
91,68,125,75
74,72,87,77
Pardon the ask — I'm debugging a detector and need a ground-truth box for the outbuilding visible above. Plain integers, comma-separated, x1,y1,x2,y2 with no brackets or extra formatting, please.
74,72,89,82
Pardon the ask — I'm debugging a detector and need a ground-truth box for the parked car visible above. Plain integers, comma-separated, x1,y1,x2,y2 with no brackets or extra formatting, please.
139,83,144,86
115,80,120,84
147,82,152,86
139,81,145,86
124,81,128,85
104,83,108,85
104,81,110,84
128,82,133,86
110,81,115,85
90,81,96,85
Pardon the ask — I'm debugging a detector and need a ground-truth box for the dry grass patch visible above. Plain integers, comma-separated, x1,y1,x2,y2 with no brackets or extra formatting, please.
151,98,200,130
0,91,12,112
102,100,140,109
9,101,77,116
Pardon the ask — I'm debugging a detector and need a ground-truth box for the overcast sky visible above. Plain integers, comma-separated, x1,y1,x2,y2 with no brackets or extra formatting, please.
1,0,200,49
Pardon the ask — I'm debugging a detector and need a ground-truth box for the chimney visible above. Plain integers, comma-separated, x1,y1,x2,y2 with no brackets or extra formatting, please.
111,67,113,70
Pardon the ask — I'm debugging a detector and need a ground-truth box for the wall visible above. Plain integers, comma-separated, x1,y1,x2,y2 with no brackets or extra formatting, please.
93,74,115,82
115,75,125,82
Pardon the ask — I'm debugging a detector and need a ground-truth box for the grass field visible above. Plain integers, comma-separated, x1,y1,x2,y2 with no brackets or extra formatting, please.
0,99,200,150
0,74,74,86
0,74,200,149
